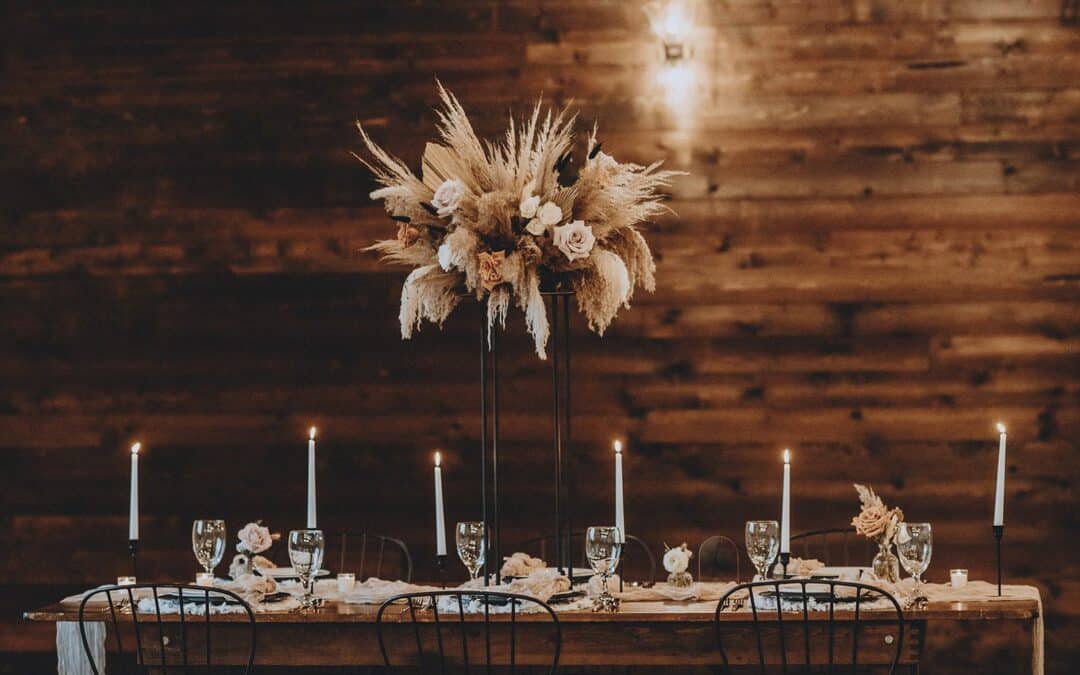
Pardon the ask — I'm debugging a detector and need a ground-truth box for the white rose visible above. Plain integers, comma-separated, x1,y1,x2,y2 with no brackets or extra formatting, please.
520,194,540,219
553,220,596,262
431,178,466,217
537,201,562,227
525,218,547,236
663,547,691,574
237,522,273,554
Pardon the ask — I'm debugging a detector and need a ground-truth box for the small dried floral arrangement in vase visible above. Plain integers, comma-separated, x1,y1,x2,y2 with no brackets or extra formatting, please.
229,521,280,580
663,542,694,588
356,83,682,358
851,484,905,583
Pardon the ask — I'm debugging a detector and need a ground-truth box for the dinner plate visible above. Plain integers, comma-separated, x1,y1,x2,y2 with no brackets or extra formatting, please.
810,566,871,581
505,567,593,583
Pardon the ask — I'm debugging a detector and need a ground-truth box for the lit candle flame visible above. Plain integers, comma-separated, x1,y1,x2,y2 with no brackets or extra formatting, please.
131,442,141,455
309,427,317,440
434,451,442,467
614,440,622,454
783,448,791,463
997,423,1006,434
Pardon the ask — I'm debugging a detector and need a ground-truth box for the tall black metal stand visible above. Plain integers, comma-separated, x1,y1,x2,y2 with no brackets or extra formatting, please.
479,290,574,584
128,539,139,579
993,524,1004,596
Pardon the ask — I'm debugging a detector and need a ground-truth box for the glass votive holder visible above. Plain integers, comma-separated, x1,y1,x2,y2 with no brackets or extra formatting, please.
950,569,968,588
195,572,215,587
337,573,356,594
117,576,137,586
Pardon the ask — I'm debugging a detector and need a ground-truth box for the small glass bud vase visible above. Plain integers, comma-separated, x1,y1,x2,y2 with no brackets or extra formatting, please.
873,539,900,583
667,570,693,588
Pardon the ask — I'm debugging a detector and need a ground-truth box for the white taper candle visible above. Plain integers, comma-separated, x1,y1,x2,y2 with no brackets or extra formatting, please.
780,449,791,554
129,442,140,540
434,451,447,556
994,423,1007,527
307,427,317,528
614,440,625,543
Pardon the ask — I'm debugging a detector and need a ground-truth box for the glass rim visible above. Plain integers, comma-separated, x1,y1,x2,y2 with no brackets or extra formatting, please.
745,519,779,526
289,528,324,535
899,521,932,527
193,519,226,524
586,525,620,533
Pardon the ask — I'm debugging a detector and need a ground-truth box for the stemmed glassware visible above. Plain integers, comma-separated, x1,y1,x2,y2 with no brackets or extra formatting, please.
288,529,325,610
455,521,487,582
585,526,622,612
744,520,780,580
191,520,226,577
896,522,933,607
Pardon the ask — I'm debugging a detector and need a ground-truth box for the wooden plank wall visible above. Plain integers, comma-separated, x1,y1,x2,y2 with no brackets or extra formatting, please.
1,1,1077,672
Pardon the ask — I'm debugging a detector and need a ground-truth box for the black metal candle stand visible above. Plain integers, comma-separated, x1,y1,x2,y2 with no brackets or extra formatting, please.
479,289,574,585
993,525,1004,596
128,539,139,579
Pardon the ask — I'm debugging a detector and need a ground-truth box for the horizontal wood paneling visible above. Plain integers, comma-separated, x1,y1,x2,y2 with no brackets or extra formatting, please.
1,1,1077,673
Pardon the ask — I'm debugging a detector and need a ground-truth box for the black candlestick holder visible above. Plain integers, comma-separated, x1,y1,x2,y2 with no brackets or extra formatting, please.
128,539,139,580
993,524,1003,596
779,552,791,579
436,554,448,588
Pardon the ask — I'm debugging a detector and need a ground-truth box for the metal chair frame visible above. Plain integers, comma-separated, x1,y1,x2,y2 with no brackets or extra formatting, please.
376,589,561,674
790,527,874,567
338,531,414,582
517,532,657,583
697,535,743,582
714,579,904,674
78,583,256,674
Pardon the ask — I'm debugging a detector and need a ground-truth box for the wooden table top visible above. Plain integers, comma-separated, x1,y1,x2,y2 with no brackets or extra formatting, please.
25,596,1040,623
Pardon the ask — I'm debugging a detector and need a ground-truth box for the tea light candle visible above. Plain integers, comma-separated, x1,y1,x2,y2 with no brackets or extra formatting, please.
950,569,968,588
117,576,137,586
337,573,356,594
196,572,215,587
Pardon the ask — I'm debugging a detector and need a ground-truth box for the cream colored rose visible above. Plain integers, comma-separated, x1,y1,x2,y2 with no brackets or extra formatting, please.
477,250,506,291
553,220,596,262
663,544,692,574
520,194,540,219
431,178,466,217
537,201,562,226
851,503,890,539
237,522,273,554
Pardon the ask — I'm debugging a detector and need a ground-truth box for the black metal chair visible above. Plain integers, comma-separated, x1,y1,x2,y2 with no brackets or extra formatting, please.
714,579,905,674
697,535,743,582
376,590,561,673
78,583,256,674
517,532,657,583
336,532,414,582
791,527,876,567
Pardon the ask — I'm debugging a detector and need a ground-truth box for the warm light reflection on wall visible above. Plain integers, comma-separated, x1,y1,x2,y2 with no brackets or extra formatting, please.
644,0,705,125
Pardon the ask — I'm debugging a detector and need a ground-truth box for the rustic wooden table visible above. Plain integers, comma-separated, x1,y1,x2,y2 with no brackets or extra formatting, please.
25,595,1040,669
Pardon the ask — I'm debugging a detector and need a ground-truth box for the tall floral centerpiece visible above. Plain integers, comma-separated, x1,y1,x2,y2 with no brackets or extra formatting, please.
851,484,904,583
356,83,682,358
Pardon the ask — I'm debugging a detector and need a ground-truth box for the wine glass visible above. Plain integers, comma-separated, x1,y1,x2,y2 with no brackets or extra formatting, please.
455,521,487,581
288,529,325,610
744,520,779,581
191,520,226,577
585,526,622,612
896,522,933,606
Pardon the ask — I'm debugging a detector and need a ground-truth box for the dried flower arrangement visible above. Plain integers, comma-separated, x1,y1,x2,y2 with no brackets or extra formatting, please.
356,83,682,358
851,484,904,546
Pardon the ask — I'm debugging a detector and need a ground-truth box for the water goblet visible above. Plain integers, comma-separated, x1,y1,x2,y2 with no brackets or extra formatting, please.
744,520,780,581
586,526,622,612
288,529,325,610
896,522,933,608
191,520,226,577
455,521,487,581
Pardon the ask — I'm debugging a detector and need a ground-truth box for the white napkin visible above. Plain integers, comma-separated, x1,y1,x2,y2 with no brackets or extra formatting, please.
337,577,442,605
57,621,103,675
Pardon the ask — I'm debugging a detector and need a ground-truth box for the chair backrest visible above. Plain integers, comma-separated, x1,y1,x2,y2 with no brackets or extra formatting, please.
517,532,657,583
336,532,414,582
714,579,904,674
698,535,742,582
376,590,561,673
790,527,875,567
78,583,256,674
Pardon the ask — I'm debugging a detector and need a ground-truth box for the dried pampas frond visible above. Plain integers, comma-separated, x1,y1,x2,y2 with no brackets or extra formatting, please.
356,84,684,359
